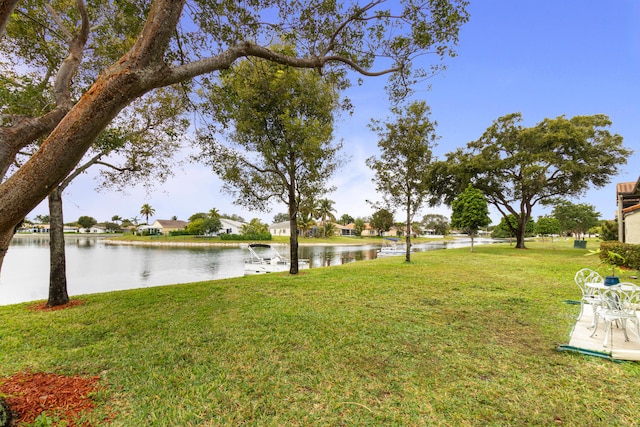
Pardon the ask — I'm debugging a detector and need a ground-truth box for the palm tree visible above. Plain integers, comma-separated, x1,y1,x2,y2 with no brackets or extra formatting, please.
111,215,122,225
139,204,155,224
339,213,354,225
297,212,316,238
240,218,268,235
208,208,220,218
317,198,336,237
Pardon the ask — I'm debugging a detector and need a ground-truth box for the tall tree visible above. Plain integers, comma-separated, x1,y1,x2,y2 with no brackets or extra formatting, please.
366,101,438,262
77,215,97,230
187,217,221,236
549,199,601,239
339,214,355,226
354,218,366,236
317,198,337,238
297,212,316,238
0,0,470,271
421,213,450,236
450,184,491,252
600,219,618,241
432,113,631,249
273,213,290,224
241,218,269,236
140,204,155,224
198,55,343,273
41,97,183,307
534,216,561,242
370,208,394,236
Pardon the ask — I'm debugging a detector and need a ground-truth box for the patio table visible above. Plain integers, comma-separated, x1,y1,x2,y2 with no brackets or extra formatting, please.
587,282,640,347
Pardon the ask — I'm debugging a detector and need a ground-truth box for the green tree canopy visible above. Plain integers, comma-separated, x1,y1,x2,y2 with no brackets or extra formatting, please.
534,216,561,241
189,213,208,222
549,199,601,238
77,215,97,230
186,217,221,236
370,209,394,236
0,0,470,271
317,199,337,238
139,204,155,224
600,219,618,241
366,101,439,262
421,213,450,236
492,214,534,239
432,113,631,249
354,218,366,236
339,214,355,225
450,185,490,252
273,213,290,224
197,54,343,273
241,218,270,236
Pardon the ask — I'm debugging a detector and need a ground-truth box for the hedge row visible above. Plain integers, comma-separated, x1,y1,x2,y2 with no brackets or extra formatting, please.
220,232,272,241
599,241,640,270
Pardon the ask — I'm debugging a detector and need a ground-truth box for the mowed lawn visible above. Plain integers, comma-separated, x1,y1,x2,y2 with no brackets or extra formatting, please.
1,240,639,426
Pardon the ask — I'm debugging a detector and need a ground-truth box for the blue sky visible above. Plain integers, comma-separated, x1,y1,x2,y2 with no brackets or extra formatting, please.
29,0,640,226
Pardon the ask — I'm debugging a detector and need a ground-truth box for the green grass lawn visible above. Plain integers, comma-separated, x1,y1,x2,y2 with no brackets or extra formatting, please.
2,240,640,426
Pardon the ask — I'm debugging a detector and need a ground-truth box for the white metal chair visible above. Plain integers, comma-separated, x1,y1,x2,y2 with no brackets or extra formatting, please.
574,268,604,324
590,283,640,347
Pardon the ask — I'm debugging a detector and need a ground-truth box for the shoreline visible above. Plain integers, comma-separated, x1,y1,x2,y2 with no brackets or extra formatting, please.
13,232,452,248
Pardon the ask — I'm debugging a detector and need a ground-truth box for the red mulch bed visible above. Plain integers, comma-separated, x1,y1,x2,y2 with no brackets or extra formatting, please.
0,372,101,426
0,300,103,425
26,299,85,312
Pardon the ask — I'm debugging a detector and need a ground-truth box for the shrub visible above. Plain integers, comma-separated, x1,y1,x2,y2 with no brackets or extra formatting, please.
599,241,640,270
220,233,272,241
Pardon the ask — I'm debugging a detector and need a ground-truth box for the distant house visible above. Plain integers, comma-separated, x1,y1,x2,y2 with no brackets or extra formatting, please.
269,221,291,237
361,222,378,237
150,219,188,235
336,223,356,236
617,177,640,244
23,224,50,233
88,225,107,233
218,218,245,235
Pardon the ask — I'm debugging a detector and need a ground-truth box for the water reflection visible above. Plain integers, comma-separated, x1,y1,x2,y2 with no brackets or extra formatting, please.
0,235,496,306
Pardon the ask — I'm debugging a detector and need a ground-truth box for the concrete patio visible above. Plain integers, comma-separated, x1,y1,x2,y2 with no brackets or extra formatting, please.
560,302,640,361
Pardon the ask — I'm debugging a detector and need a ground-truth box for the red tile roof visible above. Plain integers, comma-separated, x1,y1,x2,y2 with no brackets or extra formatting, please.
617,181,637,195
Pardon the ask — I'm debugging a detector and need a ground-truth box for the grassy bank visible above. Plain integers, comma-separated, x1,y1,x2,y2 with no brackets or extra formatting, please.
1,240,639,425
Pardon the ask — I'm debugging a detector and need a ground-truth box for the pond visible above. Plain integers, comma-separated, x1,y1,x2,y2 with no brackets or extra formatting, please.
0,235,496,306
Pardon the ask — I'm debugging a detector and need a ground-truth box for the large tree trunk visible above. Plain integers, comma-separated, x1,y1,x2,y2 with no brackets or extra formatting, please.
0,0,191,271
515,212,530,249
288,187,299,274
515,219,527,248
1,0,387,272
47,187,69,307
405,203,411,263
0,0,19,36
0,227,14,272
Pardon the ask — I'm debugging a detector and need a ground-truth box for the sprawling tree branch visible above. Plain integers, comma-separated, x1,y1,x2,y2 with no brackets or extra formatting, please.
0,0,90,180
0,0,470,269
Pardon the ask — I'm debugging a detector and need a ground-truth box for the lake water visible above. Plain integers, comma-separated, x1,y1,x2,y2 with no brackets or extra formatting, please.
0,235,493,306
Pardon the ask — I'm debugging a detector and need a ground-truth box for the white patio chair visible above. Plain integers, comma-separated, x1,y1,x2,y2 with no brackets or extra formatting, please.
590,283,640,347
574,268,604,323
